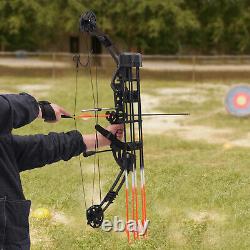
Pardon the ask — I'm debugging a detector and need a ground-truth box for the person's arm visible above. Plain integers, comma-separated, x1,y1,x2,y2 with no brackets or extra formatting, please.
0,93,72,135
12,130,86,172
0,93,39,135
12,125,123,172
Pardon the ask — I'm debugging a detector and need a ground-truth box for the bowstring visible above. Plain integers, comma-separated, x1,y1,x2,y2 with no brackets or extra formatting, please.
95,51,102,202
73,53,87,210
85,35,102,205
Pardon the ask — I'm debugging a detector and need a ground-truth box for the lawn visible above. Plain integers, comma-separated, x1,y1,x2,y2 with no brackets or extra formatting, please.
1,75,250,250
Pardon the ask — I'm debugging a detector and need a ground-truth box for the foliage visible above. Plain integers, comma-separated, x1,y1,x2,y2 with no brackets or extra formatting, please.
0,0,250,54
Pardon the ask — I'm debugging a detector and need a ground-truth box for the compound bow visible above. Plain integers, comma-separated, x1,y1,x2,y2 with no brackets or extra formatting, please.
75,11,146,240
72,11,188,240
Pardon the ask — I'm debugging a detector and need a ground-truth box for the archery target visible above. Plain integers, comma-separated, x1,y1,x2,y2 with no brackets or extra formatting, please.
225,85,250,117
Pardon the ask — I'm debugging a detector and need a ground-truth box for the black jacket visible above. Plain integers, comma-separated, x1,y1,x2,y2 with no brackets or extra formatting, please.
0,93,86,249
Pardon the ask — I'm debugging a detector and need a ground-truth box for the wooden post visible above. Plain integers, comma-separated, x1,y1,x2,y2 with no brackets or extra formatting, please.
52,53,56,79
192,55,196,83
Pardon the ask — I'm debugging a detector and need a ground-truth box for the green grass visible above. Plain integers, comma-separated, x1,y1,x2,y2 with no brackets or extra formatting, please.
2,75,250,249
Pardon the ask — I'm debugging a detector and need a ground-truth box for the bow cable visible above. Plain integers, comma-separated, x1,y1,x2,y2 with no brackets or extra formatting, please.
84,33,102,206
73,53,88,212
73,31,103,223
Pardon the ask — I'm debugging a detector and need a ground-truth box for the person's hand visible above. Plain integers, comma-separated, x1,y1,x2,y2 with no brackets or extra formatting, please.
105,124,124,140
47,103,71,123
83,124,124,150
97,124,124,147
38,101,71,123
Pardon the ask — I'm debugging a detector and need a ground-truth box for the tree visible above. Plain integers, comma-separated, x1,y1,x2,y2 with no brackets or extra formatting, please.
0,0,250,54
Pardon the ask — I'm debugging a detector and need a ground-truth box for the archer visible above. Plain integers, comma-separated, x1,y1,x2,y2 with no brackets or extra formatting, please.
0,92,123,249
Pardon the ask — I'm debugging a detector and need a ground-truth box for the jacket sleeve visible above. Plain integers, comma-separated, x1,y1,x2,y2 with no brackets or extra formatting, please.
12,130,86,172
0,93,39,135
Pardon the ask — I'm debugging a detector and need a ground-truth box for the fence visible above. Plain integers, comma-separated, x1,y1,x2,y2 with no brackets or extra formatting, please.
1,52,250,81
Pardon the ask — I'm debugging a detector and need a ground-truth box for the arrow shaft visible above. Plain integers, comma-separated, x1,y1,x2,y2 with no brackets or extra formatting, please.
81,107,115,112
140,113,190,116
62,113,190,120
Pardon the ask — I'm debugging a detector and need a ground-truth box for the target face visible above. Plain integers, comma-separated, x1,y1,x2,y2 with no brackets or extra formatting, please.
225,85,250,117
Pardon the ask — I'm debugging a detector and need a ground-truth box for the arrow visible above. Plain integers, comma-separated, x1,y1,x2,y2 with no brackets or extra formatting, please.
139,113,190,116
62,112,190,120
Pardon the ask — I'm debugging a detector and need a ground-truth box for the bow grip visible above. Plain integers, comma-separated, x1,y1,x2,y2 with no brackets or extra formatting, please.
95,124,126,150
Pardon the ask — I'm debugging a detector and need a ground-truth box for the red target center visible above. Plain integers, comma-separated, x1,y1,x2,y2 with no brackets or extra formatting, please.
233,93,250,108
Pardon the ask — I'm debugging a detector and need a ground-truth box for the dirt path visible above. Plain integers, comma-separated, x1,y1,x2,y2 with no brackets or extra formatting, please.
143,61,250,72
1,57,250,73
0,58,69,68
